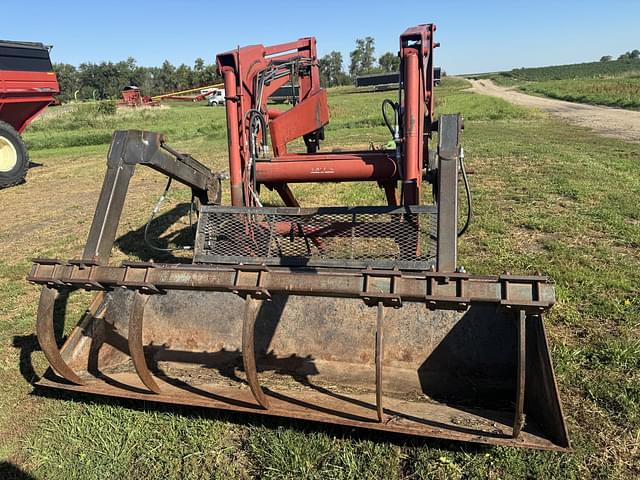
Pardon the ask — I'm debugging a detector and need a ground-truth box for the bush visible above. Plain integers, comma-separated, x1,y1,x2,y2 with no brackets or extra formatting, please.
96,100,117,115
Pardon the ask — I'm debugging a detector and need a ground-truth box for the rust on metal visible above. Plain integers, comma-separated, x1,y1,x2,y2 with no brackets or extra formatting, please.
36,287,85,385
242,296,270,408
128,291,161,394
375,302,385,422
513,309,526,438
27,261,555,314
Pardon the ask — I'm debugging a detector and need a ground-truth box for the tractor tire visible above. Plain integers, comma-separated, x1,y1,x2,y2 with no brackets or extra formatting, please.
0,121,29,189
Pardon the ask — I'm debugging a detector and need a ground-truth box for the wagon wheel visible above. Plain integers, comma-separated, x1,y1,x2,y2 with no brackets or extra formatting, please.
0,121,29,189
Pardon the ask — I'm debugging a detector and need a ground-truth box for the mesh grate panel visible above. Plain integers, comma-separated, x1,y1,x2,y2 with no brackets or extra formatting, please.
194,206,437,269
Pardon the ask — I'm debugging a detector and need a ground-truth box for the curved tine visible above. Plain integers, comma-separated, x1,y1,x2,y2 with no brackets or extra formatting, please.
242,296,270,409
513,310,526,438
375,302,385,422
128,291,161,394
36,287,85,385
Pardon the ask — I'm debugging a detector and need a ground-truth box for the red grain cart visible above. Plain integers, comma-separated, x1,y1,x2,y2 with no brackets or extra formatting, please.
0,40,59,188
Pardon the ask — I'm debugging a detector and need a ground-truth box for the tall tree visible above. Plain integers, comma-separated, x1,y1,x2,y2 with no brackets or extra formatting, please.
319,51,346,87
349,37,376,77
378,52,400,72
52,63,79,101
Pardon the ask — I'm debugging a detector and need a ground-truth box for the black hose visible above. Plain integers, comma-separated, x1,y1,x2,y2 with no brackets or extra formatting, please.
381,99,398,137
246,109,267,158
144,178,194,252
458,150,473,237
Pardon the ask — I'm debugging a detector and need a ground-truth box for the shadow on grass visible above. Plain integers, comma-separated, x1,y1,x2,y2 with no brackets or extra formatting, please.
115,202,195,264
12,290,70,385
12,204,194,386
0,461,37,480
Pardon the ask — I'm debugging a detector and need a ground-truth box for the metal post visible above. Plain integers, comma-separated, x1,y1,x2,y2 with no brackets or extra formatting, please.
436,114,461,273
513,310,526,438
83,131,136,263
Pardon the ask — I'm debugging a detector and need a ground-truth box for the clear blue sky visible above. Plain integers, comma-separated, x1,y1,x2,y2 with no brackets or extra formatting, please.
3,0,638,74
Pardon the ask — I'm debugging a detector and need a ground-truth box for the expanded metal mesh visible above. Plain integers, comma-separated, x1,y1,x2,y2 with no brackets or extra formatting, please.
195,206,437,269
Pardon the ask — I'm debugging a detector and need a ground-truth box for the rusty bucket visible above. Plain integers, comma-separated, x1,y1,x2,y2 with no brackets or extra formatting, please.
29,209,570,451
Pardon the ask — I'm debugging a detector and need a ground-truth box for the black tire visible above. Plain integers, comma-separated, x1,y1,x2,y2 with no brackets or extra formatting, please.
0,121,29,189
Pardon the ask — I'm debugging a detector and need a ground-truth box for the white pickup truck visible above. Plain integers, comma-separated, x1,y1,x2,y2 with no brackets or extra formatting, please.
206,89,225,106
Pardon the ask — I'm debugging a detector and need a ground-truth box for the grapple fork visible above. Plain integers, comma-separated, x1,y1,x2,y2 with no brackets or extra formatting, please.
28,23,570,451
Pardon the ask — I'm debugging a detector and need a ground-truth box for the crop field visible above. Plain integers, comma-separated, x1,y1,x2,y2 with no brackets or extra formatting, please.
518,76,640,109
0,78,639,479
485,60,640,109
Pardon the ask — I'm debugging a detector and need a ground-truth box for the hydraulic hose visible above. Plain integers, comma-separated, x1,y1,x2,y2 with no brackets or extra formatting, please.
458,147,473,237
144,178,195,252
381,98,404,188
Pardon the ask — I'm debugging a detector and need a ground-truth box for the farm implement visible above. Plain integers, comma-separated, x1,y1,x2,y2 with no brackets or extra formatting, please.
28,24,570,450
0,40,59,188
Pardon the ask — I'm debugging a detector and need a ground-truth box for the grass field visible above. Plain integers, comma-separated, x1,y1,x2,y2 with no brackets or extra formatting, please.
518,76,640,109
484,59,640,109
0,78,639,479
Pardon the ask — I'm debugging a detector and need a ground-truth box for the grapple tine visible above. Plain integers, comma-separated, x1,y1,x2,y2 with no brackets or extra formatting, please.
513,310,526,438
375,302,385,422
242,296,270,409
128,291,161,394
36,287,85,385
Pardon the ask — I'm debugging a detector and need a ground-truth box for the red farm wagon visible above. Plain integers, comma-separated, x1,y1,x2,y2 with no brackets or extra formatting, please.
0,40,59,188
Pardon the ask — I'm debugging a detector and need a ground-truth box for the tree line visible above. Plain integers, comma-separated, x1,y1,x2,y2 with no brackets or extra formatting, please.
600,49,640,62
53,57,220,101
53,36,400,101
319,36,399,86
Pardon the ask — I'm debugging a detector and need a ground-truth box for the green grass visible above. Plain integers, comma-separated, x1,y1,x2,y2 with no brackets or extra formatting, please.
26,101,229,151
488,59,640,83
0,77,639,479
481,59,640,109
519,76,640,109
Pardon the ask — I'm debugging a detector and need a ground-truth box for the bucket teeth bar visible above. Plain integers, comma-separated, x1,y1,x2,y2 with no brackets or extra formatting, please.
27,261,555,313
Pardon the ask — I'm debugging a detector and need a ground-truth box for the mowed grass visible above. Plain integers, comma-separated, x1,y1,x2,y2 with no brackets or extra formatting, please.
0,78,638,479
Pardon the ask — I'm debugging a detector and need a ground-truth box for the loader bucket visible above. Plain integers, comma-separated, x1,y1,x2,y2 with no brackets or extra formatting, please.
29,205,570,451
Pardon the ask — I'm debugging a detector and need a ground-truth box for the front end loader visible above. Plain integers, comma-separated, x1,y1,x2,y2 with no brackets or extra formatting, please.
28,24,570,450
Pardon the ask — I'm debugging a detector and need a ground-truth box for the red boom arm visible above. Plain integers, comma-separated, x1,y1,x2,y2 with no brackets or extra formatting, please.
216,24,437,208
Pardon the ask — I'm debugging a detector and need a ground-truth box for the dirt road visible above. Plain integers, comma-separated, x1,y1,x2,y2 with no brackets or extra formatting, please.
468,79,640,142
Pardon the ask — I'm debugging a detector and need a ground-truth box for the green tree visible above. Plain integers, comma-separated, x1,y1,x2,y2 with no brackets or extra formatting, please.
51,56,220,100
599,55,612,62
52,63,79,101
349,37,376,78
319,51,347,87
378,52,400,72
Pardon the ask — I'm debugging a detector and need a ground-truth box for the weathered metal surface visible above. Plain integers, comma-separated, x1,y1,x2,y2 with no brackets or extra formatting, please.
27,261,555,313
35,287,85,385
436,114,461,272
128,292,161,394
375,302,384,422
34,288,570,450
194,205,436,269
242,297,270,408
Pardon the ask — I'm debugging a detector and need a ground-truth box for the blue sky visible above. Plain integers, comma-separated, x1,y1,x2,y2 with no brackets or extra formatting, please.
3,0,638,74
